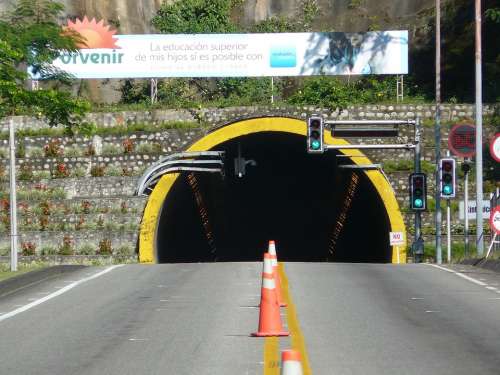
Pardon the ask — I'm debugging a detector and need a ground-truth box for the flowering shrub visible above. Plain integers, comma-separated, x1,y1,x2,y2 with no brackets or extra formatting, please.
98,239,113,255
39,215,49,231
39,201,51,216
122,138,134,153
44,139,63,157
21,241,36,256
18,165,33,181
120,201,128,214
53,163,70,178
75,216,85,230
0,198,9,212
90,165,105,177
81,200,91,214
59,235,74,255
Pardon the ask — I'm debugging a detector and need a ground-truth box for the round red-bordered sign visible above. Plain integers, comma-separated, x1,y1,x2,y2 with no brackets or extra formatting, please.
491,206,500,235
448,124,476,158
490,133,500,163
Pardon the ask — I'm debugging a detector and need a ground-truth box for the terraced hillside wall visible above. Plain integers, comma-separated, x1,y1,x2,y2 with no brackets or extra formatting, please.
0,104,498,260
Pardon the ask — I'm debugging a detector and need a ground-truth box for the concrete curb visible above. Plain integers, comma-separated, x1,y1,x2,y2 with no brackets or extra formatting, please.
460,258,500,273
0,265,87,299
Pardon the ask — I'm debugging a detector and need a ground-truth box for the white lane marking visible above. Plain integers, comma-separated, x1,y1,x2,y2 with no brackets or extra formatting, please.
128,338,148,341
430,265,487,286
0,265,123,323
486,286,498,291
159,299,169,302
487,297,500,300
411,297,424,300
425,310,440,313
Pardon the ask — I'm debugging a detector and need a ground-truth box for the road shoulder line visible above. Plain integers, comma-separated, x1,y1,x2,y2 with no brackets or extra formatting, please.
429,264,488,286
0,265,123,323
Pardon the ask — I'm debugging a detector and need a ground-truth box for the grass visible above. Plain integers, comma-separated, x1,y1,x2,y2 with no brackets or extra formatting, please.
0,262,48,282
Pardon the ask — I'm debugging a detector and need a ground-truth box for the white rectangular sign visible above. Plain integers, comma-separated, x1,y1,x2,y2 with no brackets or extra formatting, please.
43,31,408,79
390,232,405,246
459,200,491,220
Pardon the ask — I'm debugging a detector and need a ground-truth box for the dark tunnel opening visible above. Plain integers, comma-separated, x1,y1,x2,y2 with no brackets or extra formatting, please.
157,132,391,263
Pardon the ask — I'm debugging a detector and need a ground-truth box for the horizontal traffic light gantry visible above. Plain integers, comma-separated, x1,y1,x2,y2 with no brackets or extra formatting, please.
307,116,324,154
409,173,427,211
439,158,456,199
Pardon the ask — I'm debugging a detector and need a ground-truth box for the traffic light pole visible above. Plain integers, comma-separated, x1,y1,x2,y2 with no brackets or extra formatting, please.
414,117,423,263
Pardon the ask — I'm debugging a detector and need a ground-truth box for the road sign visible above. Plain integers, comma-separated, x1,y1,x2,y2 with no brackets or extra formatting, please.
448,124,476,158
459,200,491,220
490,133,500,163
490,206,500,235
390,232,405,246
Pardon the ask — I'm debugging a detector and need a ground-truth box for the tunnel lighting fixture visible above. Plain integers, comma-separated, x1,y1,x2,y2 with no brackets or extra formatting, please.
307,116,324,154
409,173,427,211
439,158,456,199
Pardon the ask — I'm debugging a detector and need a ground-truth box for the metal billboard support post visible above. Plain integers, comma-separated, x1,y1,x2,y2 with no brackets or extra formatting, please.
150,78,158,104
271,77,274,104
9,119,18,272
435,0,443,265
475,0,484,256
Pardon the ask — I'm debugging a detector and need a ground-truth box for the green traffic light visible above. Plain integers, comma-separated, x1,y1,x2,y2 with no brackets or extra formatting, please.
311,140,321,150
443,185,452,195
414,198,423,208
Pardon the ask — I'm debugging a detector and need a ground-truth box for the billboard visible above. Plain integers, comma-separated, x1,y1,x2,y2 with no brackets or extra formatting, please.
41,18,409,79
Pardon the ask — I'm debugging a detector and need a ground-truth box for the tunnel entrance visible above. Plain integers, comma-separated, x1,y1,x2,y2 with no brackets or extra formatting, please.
156,131,392,263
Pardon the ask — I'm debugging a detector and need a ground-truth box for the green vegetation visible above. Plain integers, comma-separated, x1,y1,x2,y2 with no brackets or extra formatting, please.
410,0,500,102
0,261,48,282
382,159,434,174
0,120,203,140
0,0,89,132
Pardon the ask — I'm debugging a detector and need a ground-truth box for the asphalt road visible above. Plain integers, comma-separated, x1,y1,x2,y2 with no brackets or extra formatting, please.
0,262,499,375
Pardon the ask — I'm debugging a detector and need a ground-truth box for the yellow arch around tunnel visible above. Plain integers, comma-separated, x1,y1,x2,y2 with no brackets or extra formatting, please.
139,117,407,264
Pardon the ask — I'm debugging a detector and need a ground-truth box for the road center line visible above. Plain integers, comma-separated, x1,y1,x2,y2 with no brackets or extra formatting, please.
0,265,123,323
278,263,312,375
429,264,488,286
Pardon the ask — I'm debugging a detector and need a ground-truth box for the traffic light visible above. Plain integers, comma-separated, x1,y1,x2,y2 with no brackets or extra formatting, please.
307,116,324,154
409,173,427,211
440,158,456,198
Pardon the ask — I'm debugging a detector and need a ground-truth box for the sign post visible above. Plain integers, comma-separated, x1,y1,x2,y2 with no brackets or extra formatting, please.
449,124,475,259
486,205,500,258
390,232,405,264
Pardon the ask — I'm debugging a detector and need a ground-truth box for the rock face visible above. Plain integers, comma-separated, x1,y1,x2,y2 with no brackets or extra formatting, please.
0,0,434,102
1,0,433,34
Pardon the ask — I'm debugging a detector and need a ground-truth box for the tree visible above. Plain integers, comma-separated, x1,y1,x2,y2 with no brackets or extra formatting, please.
0,0,89,132
410,0,500,102
152,0,238,34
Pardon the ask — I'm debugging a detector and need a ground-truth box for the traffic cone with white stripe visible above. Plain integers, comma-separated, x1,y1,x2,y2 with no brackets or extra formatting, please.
281,350,303,375
252,253,289,337
268,240,287,307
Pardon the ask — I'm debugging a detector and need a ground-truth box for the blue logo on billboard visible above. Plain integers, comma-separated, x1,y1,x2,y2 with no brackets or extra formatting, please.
270,46,296,68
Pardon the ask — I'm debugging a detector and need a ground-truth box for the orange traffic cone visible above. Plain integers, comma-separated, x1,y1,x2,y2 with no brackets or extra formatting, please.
252,253,289,337
280,350,303,375
268,240,287,307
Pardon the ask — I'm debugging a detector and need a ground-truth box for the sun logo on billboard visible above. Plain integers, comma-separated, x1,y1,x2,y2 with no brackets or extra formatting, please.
66,17,119,49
